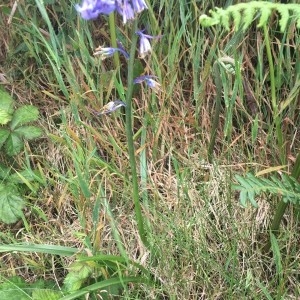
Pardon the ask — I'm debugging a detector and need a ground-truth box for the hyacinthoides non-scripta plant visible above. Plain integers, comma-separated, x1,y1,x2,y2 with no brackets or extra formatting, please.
75,0,161,248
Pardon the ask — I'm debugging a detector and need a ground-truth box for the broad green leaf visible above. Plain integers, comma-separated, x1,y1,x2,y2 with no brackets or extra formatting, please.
10,105,39,130
14,126,43,140
0,109,13,125
0,163,11,179
4,133,24,156
0,183,24,224
0,276,31,300
61,276,147,300
0,88,14,125
32,289,63,300
9,169,42,184
63,261,94,292
0,128,10,148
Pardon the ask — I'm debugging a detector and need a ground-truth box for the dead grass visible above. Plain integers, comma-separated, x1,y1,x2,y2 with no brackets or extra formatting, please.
0,0,300,299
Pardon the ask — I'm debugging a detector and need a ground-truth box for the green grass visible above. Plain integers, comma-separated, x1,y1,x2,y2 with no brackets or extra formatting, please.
0,0,300,299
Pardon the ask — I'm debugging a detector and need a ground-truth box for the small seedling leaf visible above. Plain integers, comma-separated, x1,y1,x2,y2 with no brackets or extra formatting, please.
10,105,39,130
0,183,25,224
14,126,43,140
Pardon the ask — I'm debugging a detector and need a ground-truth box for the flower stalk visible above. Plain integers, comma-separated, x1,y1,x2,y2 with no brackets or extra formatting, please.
108,13,120,69
125,19,149,248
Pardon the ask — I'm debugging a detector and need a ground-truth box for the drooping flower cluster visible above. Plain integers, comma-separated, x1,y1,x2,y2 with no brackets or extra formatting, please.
76,0,147,23
76,0,162,114
96,100,126,115
93,45,129,60
134,75,161,92
136,30,161,58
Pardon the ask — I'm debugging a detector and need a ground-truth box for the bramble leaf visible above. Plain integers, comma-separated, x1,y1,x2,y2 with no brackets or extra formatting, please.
14,126,43,140
0,183,24,224
32,289,62,300
0,88,14,125
0,128,10,148
63,261,94,292
0,163,11,179
10,105,39,130
4,133,24,156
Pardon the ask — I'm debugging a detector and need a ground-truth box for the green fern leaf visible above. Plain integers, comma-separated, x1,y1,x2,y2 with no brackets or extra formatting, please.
231,9,242,29
199,2,300,32
277,7,290,33
242,7,257,31
233,173,300,208
217,7,230,31
257,7,272,28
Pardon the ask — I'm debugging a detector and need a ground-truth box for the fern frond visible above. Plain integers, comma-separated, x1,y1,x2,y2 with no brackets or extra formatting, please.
199,2,300,32
233,173,300,208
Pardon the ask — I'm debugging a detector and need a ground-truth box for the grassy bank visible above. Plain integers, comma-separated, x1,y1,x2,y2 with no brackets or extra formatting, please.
0,0,299,299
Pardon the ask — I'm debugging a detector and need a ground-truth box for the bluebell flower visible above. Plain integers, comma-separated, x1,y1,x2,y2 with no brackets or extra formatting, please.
76,0,148,23
134,75,161,92
136,30,161,58
116,0,135,24
93,46,129,60
97,100,126,115
131,0,148,13
75,0,116,20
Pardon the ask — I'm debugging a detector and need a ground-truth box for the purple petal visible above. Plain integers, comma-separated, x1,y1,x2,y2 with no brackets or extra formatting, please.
132,0,148,13
76,0,116,20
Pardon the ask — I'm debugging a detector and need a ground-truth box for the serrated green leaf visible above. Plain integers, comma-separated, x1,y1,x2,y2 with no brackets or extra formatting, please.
0,109,13,125
0,281,31,300
0,183,25,224
14,126,43,140
10,105,39,130
63,261,94,292
0,163,11,179
32,289,63,300
9,169,42,184
0,88,14,122
0,128,10,148
4,133,24,156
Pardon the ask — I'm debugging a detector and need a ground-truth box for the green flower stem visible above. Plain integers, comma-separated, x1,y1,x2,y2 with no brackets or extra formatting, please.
109,13,120,70
208,60,222,163
263,152,300,252
125,19,149,248
263,24,285,163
